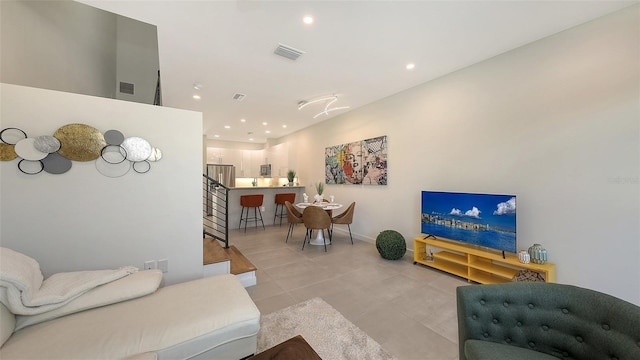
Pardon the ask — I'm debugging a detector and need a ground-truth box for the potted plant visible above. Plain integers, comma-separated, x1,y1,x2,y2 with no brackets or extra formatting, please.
376,230,407,260
314,182,324,203
287,169,296,186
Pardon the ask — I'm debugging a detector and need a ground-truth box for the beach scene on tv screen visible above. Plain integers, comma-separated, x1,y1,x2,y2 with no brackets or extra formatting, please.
421,191,517,253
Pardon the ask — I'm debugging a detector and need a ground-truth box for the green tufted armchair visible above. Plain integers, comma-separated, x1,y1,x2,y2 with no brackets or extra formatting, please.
456,282,640,360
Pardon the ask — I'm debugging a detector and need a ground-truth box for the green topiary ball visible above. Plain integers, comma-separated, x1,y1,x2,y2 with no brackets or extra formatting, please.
376,230,407,260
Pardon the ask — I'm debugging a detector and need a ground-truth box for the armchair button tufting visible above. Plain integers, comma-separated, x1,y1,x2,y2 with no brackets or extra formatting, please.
602,324,610,330
483,332,489,338
517,321,523,327
576,336,584,343
503,301,509,307
480,299,486,305
505,338,511,343
542,325,549,331
472,314,478,320
528,303,535,309
562,308,569,314
528,341,536,348
493,318,499,324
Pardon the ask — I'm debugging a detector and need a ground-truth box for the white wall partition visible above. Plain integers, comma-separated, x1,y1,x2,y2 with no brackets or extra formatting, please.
0,0,160,106
0,1,117,98
283,6,640,304
0,84,203,285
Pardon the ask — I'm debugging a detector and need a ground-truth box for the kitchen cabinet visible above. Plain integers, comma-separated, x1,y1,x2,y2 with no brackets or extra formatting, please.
266,143,288,178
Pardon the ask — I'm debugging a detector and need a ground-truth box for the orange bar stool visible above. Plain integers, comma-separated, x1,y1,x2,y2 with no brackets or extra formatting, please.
239,194,265,231
273,193,296,226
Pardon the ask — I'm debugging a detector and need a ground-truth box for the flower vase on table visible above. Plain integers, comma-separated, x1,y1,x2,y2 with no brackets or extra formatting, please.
315,182,324,201
313,194,324,203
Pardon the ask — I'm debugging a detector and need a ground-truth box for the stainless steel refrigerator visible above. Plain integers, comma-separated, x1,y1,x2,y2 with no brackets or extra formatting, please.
206,164,235,216
207,164,236,188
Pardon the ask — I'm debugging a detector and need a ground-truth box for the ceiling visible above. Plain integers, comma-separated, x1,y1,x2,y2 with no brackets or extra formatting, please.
80,0,635,144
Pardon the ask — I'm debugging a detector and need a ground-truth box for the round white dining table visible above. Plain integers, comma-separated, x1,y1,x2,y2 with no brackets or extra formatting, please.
295,202,343,245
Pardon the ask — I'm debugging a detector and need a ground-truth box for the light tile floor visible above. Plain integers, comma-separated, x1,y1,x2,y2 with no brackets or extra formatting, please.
230,224,469,360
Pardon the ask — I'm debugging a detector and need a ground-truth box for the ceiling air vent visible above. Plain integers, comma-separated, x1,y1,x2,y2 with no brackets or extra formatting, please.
119,82,134,95
274,43,305,61
232,93,246,101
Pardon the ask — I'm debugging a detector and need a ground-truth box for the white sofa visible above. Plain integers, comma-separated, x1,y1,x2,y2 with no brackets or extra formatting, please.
0,274,261,359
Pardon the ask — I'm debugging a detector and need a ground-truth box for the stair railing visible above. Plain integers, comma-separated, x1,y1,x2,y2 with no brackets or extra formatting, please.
203,174,229,248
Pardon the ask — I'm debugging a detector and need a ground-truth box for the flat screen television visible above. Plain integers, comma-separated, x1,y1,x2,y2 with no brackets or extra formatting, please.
421,191,517,254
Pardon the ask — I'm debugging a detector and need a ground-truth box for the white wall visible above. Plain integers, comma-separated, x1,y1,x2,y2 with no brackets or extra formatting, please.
115,15,160,105
0,84,203,285
0,1,117,99
282,6,640,304
0,0,160,106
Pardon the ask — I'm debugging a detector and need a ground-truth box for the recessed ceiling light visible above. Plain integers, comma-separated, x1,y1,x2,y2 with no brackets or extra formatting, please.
224,125,230,129
193,83,204,90
262,122,268,126
240,118,246,122
265,130,271,134
406,63,415,70
303,16,313,24
214,134,220,138
193,94,201,100
282,125,287,128
249,138,254,141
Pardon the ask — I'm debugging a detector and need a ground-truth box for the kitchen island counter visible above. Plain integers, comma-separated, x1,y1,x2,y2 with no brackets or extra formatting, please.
230,186,305,190
228,186,305,229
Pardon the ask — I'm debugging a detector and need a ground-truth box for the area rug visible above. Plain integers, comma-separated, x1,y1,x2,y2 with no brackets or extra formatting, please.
257,297,395,360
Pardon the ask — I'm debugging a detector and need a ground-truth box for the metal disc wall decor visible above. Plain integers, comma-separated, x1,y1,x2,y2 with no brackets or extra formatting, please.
54,123,106,161
34,135,61,153
3,125,160,176
133,160,151,173
0,128,27,145
104,129,125,146
18,159,44,175
0,143,17,161
95,156,131,178
15,138,48,161
101,145,127,164
147,147,163,162
42,153,72,174
121,137,152,162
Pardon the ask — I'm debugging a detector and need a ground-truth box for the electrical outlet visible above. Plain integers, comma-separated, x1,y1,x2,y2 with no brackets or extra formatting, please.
261,206,265,212
158,259,169,273
144,260,157,270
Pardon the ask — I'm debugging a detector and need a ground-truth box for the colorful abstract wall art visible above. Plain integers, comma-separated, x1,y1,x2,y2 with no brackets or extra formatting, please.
325,135,387,185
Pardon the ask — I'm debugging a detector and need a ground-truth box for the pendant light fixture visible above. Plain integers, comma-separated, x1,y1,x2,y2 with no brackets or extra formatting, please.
297,95,350,118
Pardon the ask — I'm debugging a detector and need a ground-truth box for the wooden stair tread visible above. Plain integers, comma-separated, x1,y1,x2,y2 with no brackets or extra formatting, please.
203,237,229,265
226,245,257,275
203,239,257,276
